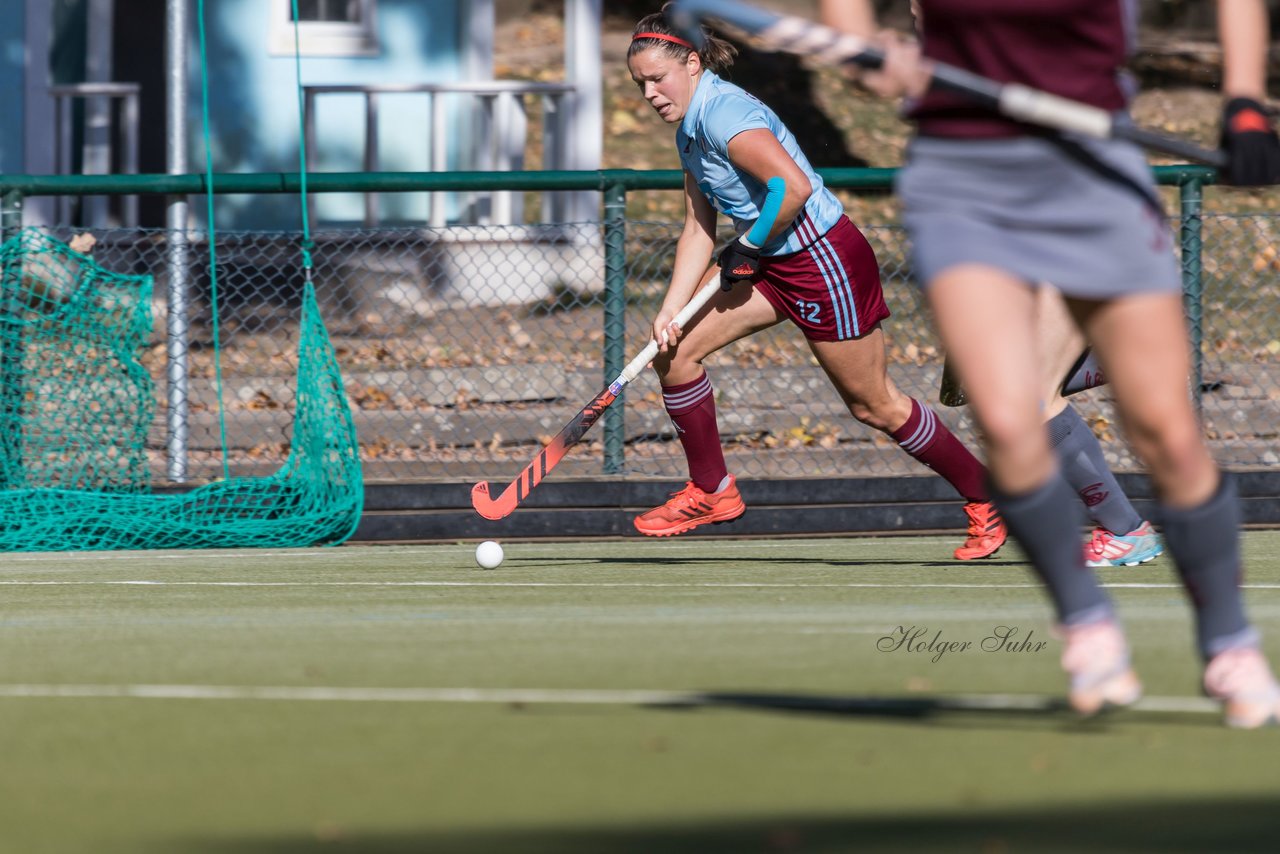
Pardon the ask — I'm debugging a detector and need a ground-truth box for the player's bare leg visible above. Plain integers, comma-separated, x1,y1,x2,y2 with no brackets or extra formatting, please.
1036,287,1161,566
931,267,1049,490
635,279,782,537
1072,294,1214,506
810,325,1005,559
1075,292,1278,727
930,265,1139,713
651,272,784,388
1035,285,1083,423
807,326,911,432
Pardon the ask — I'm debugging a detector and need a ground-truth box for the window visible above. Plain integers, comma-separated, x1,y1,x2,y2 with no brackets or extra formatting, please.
295,0,364,23
270,0,379,57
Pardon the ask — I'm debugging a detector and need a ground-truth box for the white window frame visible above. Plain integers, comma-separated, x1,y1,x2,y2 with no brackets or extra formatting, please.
269,0,380,57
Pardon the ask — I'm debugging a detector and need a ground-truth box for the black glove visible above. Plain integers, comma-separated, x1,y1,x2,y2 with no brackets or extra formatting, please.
1220,97,1280,186
717,238,762,292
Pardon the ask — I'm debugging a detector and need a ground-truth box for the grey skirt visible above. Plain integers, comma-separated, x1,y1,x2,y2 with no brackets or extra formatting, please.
896,135,1181,299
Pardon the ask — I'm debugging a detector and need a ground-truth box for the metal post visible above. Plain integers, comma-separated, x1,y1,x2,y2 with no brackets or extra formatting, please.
0,193,20,247
601,179,627,474
84,0,115,227
122,90,141,227
474,93,497,223
1,191,25,487
165,0,191,481
23,0,56,225
363,92,379,227
56,96,74,224
564,0,602,223
304,88,317,232
1179,175,1205,413
429,93,447,226
540,94,564,222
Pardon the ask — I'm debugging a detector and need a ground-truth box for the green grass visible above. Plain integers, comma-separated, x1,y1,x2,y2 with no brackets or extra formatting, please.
2,533,1280,853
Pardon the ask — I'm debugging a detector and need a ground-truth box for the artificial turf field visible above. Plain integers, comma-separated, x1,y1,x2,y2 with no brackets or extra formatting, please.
2,533,1280,853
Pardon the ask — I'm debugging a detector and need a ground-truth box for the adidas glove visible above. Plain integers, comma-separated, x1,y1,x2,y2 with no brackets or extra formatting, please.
1220,97,1280,186
717,238,762,292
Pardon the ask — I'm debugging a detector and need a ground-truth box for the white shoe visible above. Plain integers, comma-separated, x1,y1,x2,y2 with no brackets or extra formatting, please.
1059,620,1143,715
1203,646,1280,729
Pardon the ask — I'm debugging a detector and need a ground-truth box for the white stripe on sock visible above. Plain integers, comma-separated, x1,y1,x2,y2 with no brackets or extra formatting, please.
663,373,713,412
899,404,937,454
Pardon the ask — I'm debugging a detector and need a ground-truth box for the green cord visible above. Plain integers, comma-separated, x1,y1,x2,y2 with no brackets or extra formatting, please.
194,0,318,481
290,0,315,274
195,0,229,480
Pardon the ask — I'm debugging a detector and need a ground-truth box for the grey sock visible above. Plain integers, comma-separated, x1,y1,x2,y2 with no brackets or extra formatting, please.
1159,473,1255,659
992,473,1112,626
1047,406,1144,535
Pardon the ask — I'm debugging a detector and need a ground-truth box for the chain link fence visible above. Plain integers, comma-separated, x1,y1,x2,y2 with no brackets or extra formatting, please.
1197,213,1280,469
7,171,1277,488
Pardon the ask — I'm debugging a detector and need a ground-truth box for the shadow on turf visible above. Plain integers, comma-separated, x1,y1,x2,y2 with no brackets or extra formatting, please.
519,557,1026,569
185,797,1280,853
654,691,1216,732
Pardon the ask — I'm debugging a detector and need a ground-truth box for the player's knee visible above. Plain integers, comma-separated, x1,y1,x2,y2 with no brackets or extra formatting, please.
651,352,674,380
846,399,877,426
977,406,1041,455
846,395,903,432
1132,419,1206,474
653,350,704,385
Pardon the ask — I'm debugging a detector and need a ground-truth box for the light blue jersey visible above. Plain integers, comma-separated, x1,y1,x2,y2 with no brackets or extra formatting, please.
677,71,844,256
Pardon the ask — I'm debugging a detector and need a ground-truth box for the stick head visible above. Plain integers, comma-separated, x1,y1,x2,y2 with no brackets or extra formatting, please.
937,356,968,407
666,1,707,51
470,481,512,521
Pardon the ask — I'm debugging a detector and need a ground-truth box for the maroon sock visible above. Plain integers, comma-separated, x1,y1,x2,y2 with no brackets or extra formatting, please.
890,398,988,501
663,372,727,493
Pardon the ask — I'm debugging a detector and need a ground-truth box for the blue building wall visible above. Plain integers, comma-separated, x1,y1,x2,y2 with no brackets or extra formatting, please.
0,5,25,174
200,0,466,229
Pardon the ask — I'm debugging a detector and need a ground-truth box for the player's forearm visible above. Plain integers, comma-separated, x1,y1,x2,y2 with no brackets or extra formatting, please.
1219,0,1270,100
665,224,716,310
819,0,877,37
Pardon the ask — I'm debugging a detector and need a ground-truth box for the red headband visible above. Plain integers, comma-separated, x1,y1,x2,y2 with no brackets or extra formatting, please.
632,32,694,50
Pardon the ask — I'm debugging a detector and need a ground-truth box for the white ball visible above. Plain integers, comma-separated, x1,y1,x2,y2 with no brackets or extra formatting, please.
475,540,504,569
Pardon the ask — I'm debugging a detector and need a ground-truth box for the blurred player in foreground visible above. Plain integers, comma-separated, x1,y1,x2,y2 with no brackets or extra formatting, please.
823,0,1280,726
948,286,1166,567
1036,288,1163,568
627,8,1006,559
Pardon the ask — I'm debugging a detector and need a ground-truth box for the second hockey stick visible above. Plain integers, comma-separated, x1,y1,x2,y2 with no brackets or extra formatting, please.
670,0,1227,168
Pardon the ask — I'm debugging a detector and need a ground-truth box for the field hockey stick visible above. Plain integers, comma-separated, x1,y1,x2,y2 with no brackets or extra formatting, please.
939,344,1107,406
470,277,723,520
670,0,1228,168
938,355,966,408
472,181,787,520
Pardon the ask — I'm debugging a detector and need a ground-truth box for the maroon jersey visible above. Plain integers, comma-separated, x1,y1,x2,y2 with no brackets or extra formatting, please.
911,0,1137,138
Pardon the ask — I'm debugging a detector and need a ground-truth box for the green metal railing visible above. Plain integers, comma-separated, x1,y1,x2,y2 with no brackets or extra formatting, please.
0,165,1219,476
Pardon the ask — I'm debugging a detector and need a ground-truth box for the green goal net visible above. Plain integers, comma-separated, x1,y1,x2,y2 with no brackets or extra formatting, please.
0,230,363,552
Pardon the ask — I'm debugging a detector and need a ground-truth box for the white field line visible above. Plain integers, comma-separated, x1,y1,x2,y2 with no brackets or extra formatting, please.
1,579,1280,591
3,530,1278,564
0,682,1221,715
0,540,930,563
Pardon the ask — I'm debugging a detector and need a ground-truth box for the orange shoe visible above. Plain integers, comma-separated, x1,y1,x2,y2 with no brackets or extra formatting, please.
634,476,746,537
953,501,1007,560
